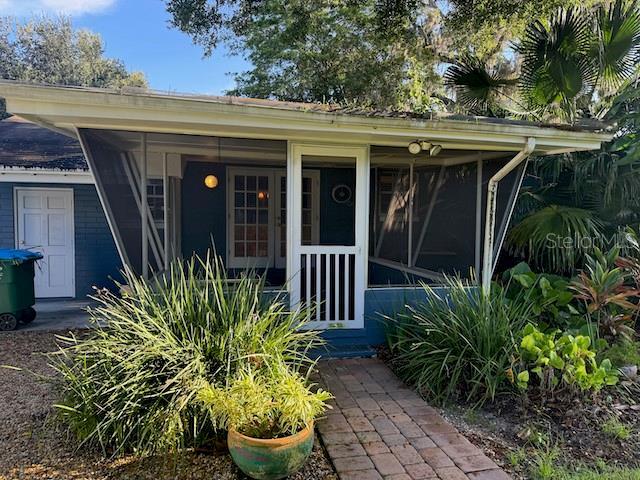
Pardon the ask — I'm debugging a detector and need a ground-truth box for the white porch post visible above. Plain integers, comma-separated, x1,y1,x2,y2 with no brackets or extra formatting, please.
141,132,148,279
354,147,371,320
286,142,302,309
162,152,170,271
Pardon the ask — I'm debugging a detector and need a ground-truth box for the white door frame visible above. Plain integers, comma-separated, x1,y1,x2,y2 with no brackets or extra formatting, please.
287,143,370,329
274,169,320,269
14,187,76,298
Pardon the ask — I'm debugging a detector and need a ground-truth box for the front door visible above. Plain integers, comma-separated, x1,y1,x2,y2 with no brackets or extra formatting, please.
226,168,319,270
15,188,75,298
288,144,369,329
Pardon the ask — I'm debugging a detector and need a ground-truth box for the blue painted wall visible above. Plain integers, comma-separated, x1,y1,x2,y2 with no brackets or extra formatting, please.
0,182,121,298
181,163,358,259
321,286,439,351
181,162,227,260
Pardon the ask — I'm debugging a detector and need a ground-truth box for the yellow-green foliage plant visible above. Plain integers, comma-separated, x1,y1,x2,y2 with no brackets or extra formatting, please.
199,365,332,439
52,253,324,455
515,324,618,397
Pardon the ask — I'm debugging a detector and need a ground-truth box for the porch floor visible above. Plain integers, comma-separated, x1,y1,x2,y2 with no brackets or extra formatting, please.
316,359,510,480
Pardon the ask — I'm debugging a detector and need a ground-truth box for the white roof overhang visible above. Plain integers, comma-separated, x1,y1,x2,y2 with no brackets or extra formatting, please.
0,82,613,155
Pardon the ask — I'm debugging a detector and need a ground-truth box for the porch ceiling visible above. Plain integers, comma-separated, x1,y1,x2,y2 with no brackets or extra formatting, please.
0,82,613,155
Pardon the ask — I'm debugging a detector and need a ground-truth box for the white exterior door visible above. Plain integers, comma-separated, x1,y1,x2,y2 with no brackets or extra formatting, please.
227,168,319,270
288,144,369,330
15,188,75,298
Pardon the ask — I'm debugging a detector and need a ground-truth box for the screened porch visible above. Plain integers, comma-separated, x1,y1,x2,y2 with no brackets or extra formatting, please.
77,128,523,333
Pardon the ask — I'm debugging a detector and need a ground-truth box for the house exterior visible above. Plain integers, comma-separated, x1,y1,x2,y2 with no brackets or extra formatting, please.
0,116,121,298
0,82,612,349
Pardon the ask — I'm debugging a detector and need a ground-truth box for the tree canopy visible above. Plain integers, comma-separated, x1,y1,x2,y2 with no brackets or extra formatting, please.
164,0,612,109
0,16,147,117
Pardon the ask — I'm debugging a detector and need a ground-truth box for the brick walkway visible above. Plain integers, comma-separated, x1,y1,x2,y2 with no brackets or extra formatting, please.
316,358,510,480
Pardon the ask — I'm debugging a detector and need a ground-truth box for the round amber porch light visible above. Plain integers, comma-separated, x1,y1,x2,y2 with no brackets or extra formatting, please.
204,175,219,189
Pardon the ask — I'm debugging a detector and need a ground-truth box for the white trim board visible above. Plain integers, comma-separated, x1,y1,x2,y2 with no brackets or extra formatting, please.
0,168,93,184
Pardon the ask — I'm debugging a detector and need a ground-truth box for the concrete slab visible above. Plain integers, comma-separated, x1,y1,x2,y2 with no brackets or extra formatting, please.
17,299,93,331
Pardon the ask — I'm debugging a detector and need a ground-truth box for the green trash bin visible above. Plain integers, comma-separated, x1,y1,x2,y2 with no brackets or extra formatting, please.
0,249,43,331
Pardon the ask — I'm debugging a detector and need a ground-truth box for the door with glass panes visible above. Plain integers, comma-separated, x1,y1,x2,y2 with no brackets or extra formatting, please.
227,167,319,269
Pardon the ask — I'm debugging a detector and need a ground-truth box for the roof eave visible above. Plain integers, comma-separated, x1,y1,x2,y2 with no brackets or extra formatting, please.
0,83,613,154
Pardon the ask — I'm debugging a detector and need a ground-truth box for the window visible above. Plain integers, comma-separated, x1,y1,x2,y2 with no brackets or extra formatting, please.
147,178,165,233
232,173,271,261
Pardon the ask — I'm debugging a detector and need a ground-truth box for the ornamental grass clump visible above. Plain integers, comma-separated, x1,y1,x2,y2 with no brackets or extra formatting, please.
51,254,323,455
199,365,332,439
387,276,532,406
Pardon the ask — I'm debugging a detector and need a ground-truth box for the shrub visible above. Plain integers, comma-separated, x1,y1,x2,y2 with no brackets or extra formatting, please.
386,277,532,405
52,254,323,455
570,248,639,341
199,365,332,439
514,324,618,396
502,262,582,330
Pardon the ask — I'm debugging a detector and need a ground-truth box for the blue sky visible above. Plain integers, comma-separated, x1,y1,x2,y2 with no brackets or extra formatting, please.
0,0,250,94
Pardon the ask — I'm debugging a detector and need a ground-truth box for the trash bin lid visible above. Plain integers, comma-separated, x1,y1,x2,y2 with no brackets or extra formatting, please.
0,249,44,264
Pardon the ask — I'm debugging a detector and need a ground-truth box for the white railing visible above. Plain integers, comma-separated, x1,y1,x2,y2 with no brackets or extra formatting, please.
298,246,358,325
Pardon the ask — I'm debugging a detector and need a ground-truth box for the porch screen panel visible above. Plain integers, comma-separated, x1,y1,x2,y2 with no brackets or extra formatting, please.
412,161,478,277
79,129,143,273
371,167,410,264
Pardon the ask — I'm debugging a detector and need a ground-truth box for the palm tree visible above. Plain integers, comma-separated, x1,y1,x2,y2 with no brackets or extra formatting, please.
444,0,640,122
505,82,640,274
444,1,640,275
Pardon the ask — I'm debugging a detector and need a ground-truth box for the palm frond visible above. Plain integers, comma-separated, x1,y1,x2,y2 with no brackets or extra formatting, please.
595,0,640,94
443,54,516,114
517,7,595,121
506,205,605,273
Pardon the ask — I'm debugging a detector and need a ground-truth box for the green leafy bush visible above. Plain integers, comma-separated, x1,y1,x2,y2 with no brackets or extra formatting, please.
199,365,332,439
52,254,322,455
387,277,532,405
514,324,618,395
503,262,581,330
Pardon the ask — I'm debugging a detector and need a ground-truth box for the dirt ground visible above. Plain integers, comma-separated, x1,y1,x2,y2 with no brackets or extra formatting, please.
0,331,337,480
441,391,640,479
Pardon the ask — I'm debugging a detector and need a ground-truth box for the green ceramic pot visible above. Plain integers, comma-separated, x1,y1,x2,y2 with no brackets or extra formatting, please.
227,422,314,480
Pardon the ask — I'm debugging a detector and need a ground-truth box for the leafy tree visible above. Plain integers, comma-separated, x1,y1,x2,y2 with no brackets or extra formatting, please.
227,0,442,109
445,1,640,122
0,16,147,117
168,0,443,109
166,0,612,108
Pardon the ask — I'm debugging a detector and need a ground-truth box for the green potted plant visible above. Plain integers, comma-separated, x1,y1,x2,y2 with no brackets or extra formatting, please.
198,365,332,480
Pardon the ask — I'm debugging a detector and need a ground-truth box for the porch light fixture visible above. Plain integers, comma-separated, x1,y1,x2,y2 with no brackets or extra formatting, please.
429,144,443,156
408,141,422,155
408,140,442,156
204,174,219,189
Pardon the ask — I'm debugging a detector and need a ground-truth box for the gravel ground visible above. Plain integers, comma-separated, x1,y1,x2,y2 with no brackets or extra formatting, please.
0,331,338,480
